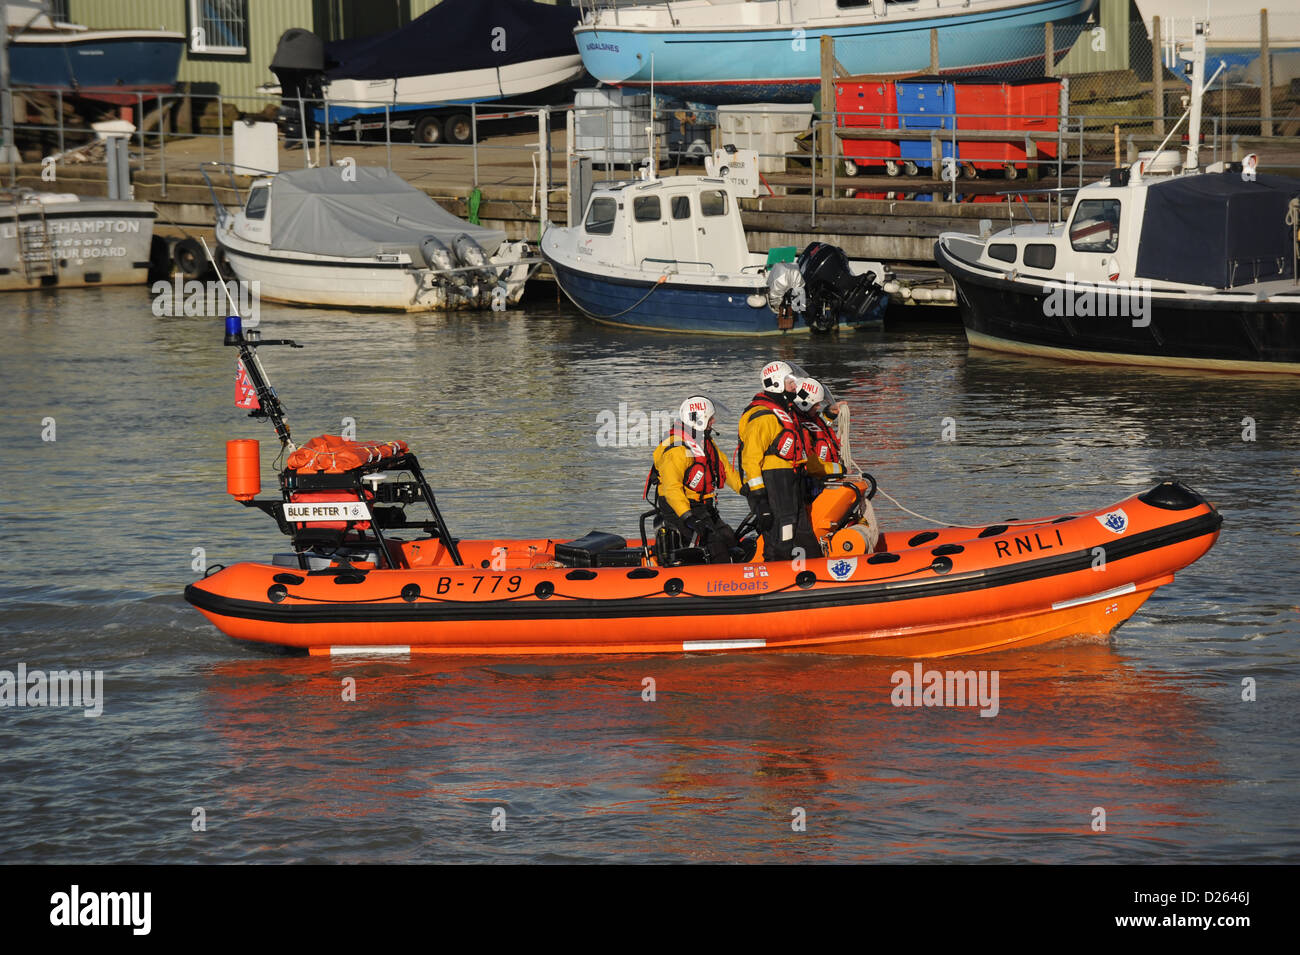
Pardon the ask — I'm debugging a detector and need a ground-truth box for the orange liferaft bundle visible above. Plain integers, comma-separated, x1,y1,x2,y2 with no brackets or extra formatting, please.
285,434,410,474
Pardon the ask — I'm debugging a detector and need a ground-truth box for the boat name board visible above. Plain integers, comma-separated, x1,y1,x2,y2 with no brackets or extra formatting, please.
1,219,141,238
283,501,372,522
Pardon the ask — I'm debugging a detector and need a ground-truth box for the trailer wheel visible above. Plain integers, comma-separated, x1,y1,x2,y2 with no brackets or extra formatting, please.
961,163,978,179
1004,163,1019,180
903,160,919,177
173,237,210,279
445,113,474,145
885,160,901,177
414,115,443,145
842,159,859,177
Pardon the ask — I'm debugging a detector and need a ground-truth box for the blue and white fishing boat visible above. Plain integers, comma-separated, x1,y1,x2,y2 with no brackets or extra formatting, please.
5,1,184,104
541,174,887,335
574,0,1096,104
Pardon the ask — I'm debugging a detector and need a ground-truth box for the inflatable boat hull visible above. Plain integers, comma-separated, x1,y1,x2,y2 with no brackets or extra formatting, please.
185,482,1221,658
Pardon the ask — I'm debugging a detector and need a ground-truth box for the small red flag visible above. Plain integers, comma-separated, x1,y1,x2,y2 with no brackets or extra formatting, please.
235,359,260,410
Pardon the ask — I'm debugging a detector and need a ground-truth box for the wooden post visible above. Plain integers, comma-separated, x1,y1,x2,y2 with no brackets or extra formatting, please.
1152,16,1165,137
820,34,834,179
1027,136,1038,182
1113,123,1120,168
931,134,941,181
1261,9,1273,136
930,28,939,74
1045,21,1054,77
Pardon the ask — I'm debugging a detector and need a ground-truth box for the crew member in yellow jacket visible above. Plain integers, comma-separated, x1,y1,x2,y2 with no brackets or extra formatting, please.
736,361,821,561
646,395,743,563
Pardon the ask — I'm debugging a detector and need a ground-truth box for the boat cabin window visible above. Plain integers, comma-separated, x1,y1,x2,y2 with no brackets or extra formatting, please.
585,197,617,235
671,196,691,220
1069,199,1120,253
700,190,728,217
633,196,662,222
245,186,269,221
1023,244,1057,270
988,243,1018,264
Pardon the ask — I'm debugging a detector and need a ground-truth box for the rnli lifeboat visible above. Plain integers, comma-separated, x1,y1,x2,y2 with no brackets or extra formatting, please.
185,319,1222,658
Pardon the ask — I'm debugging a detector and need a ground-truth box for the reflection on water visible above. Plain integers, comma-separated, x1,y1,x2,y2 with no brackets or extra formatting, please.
0,286,1296,863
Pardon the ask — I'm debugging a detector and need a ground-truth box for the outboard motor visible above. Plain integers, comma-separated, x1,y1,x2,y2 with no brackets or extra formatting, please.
796,242,885,333
766,261,807,330
420,235,470,294
453,233,497,295
270,29,326,146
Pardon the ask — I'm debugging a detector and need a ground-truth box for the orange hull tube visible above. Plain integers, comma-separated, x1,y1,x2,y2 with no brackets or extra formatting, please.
185,483,1221,658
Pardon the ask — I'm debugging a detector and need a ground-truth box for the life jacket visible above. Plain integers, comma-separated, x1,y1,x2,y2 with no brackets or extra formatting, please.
736,392,806,467
645,425,726,501
800,410,843,467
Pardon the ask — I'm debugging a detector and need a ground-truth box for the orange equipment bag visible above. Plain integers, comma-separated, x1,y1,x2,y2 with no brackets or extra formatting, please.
285,434,410,474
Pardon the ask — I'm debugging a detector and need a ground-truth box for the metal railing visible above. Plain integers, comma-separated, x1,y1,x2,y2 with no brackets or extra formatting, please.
5,87,1298,231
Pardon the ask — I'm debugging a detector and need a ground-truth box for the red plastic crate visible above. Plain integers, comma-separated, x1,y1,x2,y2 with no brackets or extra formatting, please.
835,78,900,171
953,77,1061,174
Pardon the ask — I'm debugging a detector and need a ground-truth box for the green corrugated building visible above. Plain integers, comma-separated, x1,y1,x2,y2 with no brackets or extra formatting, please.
64,0,447,106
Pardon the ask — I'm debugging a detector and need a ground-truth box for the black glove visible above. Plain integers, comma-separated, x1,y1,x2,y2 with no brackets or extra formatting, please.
747,490,772,518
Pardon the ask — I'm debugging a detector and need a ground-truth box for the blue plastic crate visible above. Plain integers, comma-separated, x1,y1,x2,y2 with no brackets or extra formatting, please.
896,79,956,130
899,137,957,170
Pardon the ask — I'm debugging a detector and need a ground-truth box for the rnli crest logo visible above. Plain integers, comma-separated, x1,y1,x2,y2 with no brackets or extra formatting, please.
828,557,857,582
1096,509,1129,534
742,565,769,579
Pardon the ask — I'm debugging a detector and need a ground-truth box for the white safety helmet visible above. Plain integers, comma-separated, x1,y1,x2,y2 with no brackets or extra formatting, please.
761,360,796,394
679,395,716,433
792,377,825,413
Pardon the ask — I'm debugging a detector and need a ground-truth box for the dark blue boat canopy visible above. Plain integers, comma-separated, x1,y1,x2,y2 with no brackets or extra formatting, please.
1134,172,1300,289
323,0,581,81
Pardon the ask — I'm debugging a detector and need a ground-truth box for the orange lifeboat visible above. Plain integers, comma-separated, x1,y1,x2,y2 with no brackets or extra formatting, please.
190,320,1221,658
186,455,1221,658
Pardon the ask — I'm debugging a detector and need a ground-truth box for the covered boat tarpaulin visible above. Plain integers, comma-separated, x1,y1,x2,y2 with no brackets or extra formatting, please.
268,167,506,259
323,0,581,81
1135,172,1300,289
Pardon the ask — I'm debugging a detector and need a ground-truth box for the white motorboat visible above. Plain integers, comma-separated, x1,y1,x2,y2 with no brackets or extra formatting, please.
541,171,888,335
209,166,536,312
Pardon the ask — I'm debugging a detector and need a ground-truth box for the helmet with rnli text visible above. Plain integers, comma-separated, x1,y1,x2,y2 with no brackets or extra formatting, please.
679,395,716,433
792,377,825,413
761,360,796,394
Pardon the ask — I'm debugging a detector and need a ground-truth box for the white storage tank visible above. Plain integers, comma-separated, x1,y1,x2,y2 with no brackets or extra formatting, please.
575,87,667,167
716,103,813,174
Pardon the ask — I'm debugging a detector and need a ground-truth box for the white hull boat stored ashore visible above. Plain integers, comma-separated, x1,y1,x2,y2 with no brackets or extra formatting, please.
208,166,536,312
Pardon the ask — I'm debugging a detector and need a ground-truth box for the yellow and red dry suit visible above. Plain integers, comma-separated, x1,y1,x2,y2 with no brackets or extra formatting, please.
737,393,820,561
647,425,742,518
799,408,845,486
736,393,807,492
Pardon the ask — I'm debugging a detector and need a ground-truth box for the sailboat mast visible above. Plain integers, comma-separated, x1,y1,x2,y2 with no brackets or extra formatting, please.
1,2,15,183
1184,21,1207,171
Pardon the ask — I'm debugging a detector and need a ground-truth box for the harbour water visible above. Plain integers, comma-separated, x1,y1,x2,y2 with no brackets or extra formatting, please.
0,287,1297,863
